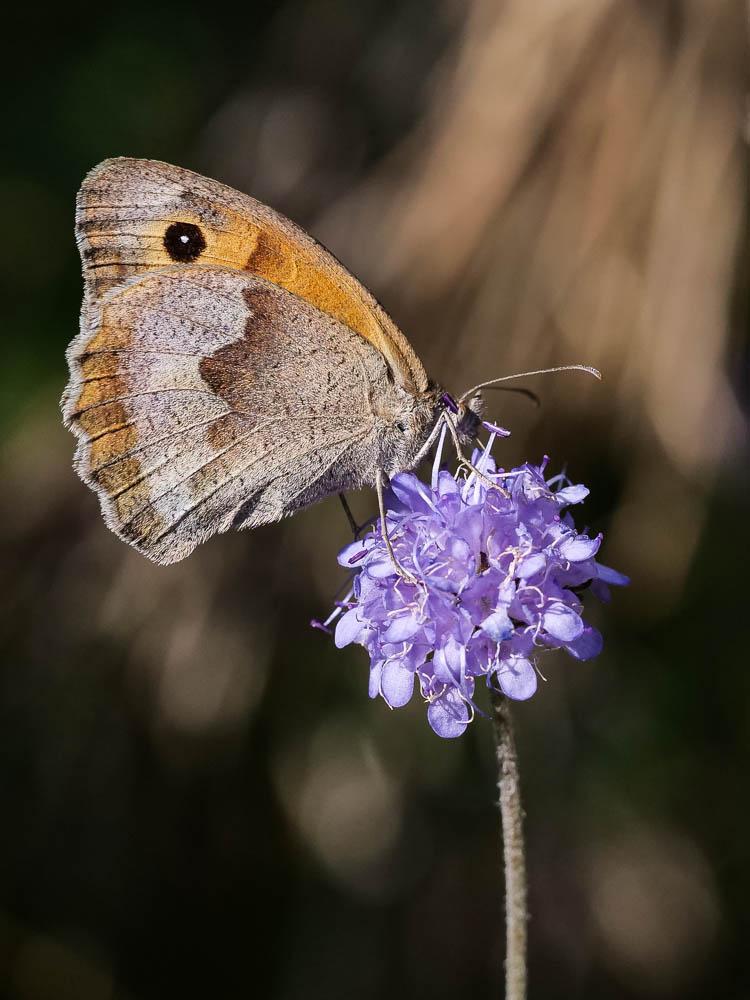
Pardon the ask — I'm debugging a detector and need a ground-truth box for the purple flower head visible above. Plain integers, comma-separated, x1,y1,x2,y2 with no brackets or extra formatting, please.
321,430,628,738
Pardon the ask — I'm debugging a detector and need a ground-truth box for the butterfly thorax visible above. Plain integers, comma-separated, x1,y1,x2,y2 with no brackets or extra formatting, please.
368,382,443,480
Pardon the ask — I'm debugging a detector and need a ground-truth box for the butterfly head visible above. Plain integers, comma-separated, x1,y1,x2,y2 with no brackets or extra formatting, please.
374,385,489,481
370,382,439,478
440,391,485,444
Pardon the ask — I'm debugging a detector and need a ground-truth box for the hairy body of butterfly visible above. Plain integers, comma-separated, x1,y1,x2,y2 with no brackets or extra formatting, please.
63,159,477,565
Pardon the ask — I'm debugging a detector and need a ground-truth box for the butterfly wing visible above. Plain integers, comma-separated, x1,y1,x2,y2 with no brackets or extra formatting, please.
76,157,429,395
63,266,391,564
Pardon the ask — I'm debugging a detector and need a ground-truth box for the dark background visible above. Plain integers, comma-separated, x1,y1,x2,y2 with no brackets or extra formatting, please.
1,2,748,998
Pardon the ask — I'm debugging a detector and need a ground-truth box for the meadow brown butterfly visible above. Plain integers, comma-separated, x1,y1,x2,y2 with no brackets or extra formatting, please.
62,158,486,565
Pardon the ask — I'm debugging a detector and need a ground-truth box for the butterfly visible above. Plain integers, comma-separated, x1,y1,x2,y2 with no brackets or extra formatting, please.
61,158,489,566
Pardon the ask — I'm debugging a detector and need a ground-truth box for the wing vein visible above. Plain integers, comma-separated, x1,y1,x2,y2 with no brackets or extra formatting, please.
148,428,369,545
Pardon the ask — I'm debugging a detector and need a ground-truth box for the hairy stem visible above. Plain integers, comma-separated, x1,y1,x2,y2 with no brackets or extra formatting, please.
490,688,528,1000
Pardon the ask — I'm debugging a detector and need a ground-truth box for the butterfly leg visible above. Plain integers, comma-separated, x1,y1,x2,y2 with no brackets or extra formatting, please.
375,470,417,585
338,493,359,537
338,493,377,539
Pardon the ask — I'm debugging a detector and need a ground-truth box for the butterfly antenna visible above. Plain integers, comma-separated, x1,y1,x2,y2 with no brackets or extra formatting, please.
458,364,601,403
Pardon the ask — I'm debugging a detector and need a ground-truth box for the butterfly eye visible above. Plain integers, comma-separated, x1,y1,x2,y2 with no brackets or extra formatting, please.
163,222,207,262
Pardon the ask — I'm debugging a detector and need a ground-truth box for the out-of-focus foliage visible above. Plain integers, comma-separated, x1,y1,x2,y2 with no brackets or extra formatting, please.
0,2,747,998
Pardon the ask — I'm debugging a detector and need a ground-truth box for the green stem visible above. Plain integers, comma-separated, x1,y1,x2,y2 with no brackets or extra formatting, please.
490,688,528,1000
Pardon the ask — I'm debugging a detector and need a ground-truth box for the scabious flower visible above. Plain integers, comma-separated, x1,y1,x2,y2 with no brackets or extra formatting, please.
318,430,628,738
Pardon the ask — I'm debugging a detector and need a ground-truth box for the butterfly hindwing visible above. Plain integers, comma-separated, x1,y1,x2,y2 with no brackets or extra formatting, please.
63,266,390,564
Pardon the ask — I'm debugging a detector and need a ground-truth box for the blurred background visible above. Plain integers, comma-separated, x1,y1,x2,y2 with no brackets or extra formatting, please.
1,1,748,997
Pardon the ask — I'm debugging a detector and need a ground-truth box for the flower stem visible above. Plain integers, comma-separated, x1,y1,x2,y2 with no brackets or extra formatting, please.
490,688,528,1000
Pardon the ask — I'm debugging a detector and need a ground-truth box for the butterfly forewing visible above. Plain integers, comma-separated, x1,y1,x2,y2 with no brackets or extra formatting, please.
75,158,428,394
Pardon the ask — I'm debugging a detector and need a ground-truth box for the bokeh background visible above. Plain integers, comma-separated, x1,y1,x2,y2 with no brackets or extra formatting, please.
1,1,748,997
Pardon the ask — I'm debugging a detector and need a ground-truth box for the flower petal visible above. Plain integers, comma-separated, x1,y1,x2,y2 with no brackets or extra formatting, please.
517,552,545,578
427,692,470,738
558,533,601,562
368,660,383,698
481,608,513,642
366,558,397,579
433,635,465,685
542,603,584,642
337,539,369,567
565,626,603,660
383,612,421,643
389,473,434,513
596,563,630,586
436,470,460,498
591,579,611,603
498,657,537,700
334,608,365,648
381,660,415,707
555,484,589,505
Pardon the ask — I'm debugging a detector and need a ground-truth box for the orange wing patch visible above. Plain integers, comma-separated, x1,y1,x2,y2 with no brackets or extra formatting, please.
65,315,166,546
